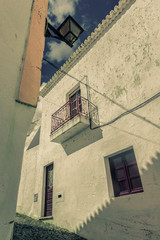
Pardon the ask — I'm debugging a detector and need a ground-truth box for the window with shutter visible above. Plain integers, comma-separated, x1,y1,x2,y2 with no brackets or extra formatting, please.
109,149,143,197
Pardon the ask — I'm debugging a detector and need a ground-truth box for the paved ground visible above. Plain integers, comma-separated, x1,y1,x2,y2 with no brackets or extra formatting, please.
13,213,87,240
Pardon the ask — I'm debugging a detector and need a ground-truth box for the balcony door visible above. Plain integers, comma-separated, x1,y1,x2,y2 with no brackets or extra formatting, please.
44,163,53,217
69,89,81,118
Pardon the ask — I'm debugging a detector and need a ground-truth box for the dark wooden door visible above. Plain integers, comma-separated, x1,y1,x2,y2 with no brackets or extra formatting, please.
44,164,53,217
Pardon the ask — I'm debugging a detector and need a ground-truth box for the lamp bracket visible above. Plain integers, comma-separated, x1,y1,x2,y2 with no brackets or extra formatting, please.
45,19,73,48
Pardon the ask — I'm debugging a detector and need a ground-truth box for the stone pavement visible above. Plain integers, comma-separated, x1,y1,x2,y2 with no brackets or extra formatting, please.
13,213,87,240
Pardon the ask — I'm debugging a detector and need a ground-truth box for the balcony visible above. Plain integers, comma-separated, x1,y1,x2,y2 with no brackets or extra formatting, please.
50,95,98,143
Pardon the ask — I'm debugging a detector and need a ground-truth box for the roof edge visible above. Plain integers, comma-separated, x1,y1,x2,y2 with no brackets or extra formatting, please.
40,0,133,97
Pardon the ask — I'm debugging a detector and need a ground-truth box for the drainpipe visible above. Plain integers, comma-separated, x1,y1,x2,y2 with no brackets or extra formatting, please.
84,75,93,129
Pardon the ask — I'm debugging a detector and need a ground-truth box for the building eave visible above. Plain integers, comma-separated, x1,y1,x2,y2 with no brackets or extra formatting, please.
40,0,134,98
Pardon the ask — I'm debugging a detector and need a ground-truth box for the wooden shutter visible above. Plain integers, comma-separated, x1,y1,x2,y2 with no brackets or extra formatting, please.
126,162,143,192
69,89,81,118
115,163,130,196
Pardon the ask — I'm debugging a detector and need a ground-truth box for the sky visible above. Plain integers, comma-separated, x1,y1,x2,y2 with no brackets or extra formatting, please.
41,0,120,84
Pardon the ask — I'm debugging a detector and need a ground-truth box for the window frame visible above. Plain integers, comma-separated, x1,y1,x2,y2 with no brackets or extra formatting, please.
109,148,143,197
41,162,54,218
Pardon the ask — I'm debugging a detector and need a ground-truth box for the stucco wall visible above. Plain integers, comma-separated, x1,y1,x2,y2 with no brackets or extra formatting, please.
17,0,160,239
0,0,47,239
18,0,48,106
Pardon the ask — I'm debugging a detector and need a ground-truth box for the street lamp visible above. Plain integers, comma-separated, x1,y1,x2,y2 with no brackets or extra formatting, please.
45,16,84,48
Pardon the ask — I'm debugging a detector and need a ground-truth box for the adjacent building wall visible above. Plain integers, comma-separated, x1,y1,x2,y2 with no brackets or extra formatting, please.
0,0,48,239
17,0,160,239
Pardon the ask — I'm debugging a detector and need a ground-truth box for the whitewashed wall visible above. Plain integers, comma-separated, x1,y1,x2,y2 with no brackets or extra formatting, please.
0,1,35,239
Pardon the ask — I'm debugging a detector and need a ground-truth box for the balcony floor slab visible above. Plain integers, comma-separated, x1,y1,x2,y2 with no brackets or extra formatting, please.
50,114,90,143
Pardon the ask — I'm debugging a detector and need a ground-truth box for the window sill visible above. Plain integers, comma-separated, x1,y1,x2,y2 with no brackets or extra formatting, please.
39,216,53,221
116,189,144,197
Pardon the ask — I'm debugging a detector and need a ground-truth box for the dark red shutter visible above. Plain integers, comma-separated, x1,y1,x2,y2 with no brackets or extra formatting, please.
70,93,78,117
69,90,81,118
126,162,143,192
44,164,53,217
115,164,130,195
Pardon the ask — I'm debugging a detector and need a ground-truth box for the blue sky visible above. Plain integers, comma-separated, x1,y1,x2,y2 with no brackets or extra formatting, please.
41,0,120,84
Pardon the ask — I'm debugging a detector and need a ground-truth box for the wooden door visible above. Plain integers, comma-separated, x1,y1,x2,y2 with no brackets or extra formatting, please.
44,164,53,217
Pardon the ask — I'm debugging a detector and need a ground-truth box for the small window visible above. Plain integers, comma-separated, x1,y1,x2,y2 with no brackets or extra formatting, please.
109,149,143,197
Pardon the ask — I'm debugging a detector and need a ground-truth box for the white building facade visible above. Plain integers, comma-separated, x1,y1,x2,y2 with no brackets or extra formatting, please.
17,0,160,239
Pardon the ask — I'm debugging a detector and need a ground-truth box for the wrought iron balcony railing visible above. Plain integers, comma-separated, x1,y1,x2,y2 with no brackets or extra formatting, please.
51,95,98,134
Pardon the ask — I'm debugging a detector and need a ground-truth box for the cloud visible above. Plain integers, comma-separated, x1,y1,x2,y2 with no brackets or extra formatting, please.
81,15,91,32
45,39,80,63
82,14,99,34
48,0,79,25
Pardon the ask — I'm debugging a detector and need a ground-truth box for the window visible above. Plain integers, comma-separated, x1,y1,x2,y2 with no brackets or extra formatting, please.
109,148,143,197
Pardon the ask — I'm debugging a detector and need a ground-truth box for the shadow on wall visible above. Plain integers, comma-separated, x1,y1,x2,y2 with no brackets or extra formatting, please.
76,152,160,240
62,127,103,155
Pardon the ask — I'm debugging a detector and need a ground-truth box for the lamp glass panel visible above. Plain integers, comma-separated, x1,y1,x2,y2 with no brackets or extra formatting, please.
58,20,69,37
70,19,82,37
65,32,77,43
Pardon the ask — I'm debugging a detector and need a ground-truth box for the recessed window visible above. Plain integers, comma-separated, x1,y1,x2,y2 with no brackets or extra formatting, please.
109,148,143,197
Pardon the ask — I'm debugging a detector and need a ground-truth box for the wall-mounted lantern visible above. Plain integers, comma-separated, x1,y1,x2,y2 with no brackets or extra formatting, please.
45,15,84,48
